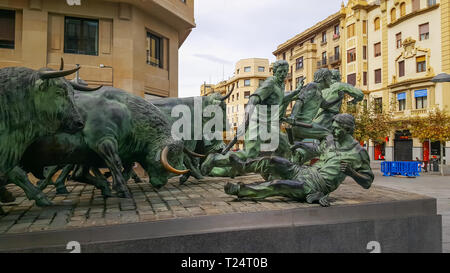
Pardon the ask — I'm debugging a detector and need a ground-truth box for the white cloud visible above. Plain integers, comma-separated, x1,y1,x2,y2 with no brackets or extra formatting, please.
179,0,345,97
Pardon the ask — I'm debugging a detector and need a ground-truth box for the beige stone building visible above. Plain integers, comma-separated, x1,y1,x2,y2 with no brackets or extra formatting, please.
273,12,343,91
200,58,271,150
0,0,195,98
274,0,449,165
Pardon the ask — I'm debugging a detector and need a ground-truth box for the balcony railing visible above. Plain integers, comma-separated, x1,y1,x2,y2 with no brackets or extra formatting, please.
329,54,341,64
317,59,327,68
411,109,427,115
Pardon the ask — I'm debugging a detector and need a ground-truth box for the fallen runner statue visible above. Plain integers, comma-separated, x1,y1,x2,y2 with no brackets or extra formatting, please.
224,114,374,207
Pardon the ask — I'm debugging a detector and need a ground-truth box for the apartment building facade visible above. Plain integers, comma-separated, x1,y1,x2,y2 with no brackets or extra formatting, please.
274,0,449,164
0,0,195,98
200,58,271,150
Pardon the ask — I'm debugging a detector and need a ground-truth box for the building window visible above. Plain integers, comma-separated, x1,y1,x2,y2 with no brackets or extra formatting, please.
363,71,367,86
419,23,429,41
391,8,397,22
296,57,304,70
399,60,405,77
412,0,420,11
321,31,327,43
310,37,315,43
374,97,383,113
347,48,356,63
283,52,286,60
374,17,380,31
396,33,402,48
416,97,427,109
64,17,99,56
334,24,340,36
236,92,239,100
397,92,406,111
416,56,426,72
146,32,164,68
0,10,15,49
362,20,367,35
258,66,265,72
244,79,250,86
400,2,406,16
244,66,251,72
428,0,436,7
347,73,356,86
374,42,381,57
244,91,250,98
415,89,427,109
322,51,327,65
374,69,382,84
259,79,265,87
347,23,355,38
334,46,340,60
363,46,367,60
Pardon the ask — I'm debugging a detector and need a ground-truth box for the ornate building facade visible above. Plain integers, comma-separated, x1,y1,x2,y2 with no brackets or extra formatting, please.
275,0,449,164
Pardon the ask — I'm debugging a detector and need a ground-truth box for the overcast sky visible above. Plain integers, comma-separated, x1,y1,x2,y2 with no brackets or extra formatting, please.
178,0,344,97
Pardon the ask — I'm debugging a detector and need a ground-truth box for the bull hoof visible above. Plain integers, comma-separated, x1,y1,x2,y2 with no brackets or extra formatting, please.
113,184,132,199
179,173,190,185
0,188,16,203
101,187,113,198
34,195,53,207
56,187,69,195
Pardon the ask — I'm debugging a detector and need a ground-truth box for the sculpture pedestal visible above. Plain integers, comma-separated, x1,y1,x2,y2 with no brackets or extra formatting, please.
0,175,442,253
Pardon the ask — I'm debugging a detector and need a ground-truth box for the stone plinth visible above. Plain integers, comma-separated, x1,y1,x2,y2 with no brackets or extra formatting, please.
0,175,442,252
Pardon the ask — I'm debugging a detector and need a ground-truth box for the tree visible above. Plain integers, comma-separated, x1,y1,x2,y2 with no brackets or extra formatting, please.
409,108,450,175
344,100,393,144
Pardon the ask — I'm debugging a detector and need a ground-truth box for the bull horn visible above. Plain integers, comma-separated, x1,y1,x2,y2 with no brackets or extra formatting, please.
70,81,103,91
59,57,64,71
161,146,190,175
39,66,80,80
221,83,235,101
184,148,206,158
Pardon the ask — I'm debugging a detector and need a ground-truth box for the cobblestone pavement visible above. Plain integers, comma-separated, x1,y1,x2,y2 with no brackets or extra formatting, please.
372,170,450,253
0,172,427,237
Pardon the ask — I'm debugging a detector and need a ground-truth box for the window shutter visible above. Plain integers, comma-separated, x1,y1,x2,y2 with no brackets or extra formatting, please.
419,23,429,34
416,56,426,63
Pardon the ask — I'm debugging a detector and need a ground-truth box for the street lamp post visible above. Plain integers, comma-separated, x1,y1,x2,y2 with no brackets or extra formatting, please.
431,73,450,176
100,64,113,87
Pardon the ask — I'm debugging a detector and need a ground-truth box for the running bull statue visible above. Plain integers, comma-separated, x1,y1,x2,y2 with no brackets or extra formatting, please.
21,87,229,196
14,87,190,199
0,61,89,213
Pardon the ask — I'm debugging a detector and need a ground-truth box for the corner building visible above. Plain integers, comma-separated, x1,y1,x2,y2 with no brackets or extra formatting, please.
0,0,195,98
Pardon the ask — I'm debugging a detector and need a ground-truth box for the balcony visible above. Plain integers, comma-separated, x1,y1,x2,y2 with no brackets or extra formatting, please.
317,59,327,68
329,54,341,65
411,108,428,115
